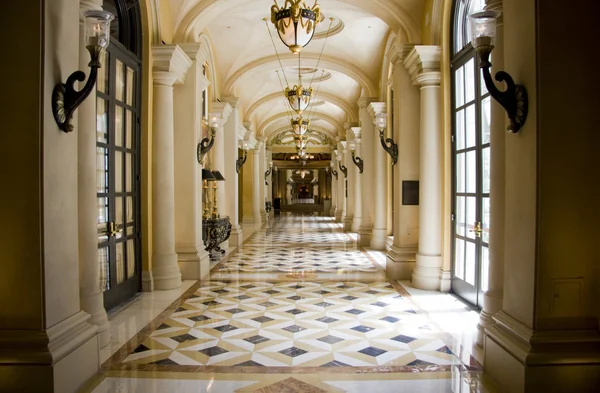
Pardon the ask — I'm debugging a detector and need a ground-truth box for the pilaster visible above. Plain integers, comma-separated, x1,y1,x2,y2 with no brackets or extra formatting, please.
222,97,244,247
367,102,388,250
350,127,362,233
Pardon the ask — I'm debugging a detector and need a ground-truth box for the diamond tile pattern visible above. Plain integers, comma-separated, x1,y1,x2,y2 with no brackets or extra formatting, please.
121,215,463,369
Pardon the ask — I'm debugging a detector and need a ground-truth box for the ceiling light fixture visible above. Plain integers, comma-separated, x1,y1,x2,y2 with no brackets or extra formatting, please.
270,0,322,54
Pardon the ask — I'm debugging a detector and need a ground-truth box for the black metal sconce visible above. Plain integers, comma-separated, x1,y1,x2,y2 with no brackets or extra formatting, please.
349,143,364,174
329,162,338,180
338,160,347,178
236,150,248,174
52,10,114,132
470,11,528,133
375,113,398,165
197,113,221,163
264,162,273,185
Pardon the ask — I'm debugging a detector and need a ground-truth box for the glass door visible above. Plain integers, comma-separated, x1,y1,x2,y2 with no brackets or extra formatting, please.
97,41,141,311
451,51,491,307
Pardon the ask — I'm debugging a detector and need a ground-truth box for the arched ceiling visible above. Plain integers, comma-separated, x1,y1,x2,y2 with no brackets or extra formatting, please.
166,0,425,147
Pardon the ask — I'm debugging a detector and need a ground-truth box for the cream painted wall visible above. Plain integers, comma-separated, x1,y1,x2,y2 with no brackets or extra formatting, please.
534,0,600,327
0,0,45,330
502,0,538,328
242,151,255,220
159,0,175,43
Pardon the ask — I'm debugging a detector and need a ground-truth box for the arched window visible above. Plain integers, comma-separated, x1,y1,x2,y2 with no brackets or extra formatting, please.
96,0,142,311
450,0,491,308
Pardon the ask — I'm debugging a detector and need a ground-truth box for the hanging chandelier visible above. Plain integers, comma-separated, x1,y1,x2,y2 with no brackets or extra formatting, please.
270,0,322,54
291,117,310,135
295,169,310,179
294,135,307,149
285,83,313,113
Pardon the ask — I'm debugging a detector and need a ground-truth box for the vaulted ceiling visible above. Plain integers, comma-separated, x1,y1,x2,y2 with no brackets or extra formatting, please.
163,0,427,149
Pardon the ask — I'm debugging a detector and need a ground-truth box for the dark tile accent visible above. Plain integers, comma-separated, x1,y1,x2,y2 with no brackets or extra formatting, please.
259,301,276,308
436,346,454,354
288,295,303,301
171,333,197,343
345,308,365,315
279,347,308,357
315,301,333,307
253,316,274,323
318,335,344,344
407,359,437,366
213,324,238,333
150,358,179,365
240,284,256,289
381,316,400,323
188,315,210,322
235,360,264,367
202,300,220,306
371,301,389,308
283,324,306,333
157,323,171,330
359,346,386,357
315,290,330,294
175,307,187,313
342,296,358,301
322,360,351,367
391,334,417,344
285,308,305,315
316,317,338,324
225,308,246,314
199,346,228,357
213,289,229,294
351,325,375,333
133,344,151,353
364,290,380,295
235,295,251,300
265,290,280,294
244,335,270,345
405,309,417,314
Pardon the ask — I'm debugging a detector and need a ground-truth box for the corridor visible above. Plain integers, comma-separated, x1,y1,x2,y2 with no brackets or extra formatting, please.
87,214,488,392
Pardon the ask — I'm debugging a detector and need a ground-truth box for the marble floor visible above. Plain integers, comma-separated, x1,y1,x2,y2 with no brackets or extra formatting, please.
83,214,494,393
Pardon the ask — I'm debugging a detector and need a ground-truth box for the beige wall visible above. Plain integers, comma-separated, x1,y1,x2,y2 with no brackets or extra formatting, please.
534,0,600,327
242,151,255,219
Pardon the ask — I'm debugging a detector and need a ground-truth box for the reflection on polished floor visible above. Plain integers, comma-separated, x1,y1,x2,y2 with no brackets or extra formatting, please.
84,214,492,393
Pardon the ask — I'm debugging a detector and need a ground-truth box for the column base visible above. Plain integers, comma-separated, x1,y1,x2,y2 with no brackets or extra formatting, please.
357,224,372,247
439,269,451,292
229,225,244,247
178,248,211,280
335,209,343,223
242,216,262,225
412,252,443,290
343,214,353,232
0,311,99,393
142,270,154,292
152,252,182,290
476,290,504,346
80,291,110,348
370,228,387,250
484,311,600,393
386,244,417,280
351,216,362,233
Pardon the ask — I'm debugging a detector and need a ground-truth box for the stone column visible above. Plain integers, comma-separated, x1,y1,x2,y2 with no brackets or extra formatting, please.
265,147,273,216
221,97,244,246
252,146,262,222
210,102,232,224
405,46,443,291
476,0,505,347
330,159,337,217
351,127,363,233
173,43,211,280
151,46,192,290
357,98,376,247
78,0,110,348
386,43,420,280
368,102,388,250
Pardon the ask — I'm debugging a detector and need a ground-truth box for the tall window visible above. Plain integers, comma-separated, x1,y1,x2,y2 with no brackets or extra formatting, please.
96,0,143,311
450,0,491,308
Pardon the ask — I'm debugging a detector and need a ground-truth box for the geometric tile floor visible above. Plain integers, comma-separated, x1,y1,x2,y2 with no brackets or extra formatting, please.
91,214,489,392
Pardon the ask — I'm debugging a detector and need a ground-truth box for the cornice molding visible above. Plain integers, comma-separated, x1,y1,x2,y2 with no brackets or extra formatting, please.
351,127,362,140
222,96,241,109
357,97,377,110
386,43,414,66
211,102,233,125
152,45,193,85
404,45,441,86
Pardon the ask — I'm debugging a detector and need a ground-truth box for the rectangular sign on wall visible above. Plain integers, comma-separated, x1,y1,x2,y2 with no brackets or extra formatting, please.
402,180,419,205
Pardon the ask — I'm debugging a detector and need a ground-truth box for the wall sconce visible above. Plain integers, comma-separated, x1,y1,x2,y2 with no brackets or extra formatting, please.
52,10,114,132
264,161,273,185
469,11,528,133
329,162,338,179
349,142,363,174
197,113,221,163
236,148,248,174
336,154,347,178
376,113,397,165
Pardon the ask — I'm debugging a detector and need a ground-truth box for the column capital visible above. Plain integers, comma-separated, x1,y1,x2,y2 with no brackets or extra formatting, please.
177,43,207,64
211,102,233,124
404,45,441,86
351,126,362,140
80,0,101,19
152,45,193,86
357,97,377,109
339,140,347,154
386,42,414,67
367,102,387,124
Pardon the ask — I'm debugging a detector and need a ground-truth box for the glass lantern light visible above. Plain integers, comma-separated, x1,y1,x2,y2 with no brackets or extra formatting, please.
286,84,313,113
197,112,221,163
469,10,528,133
375,112,398,165
52,10,114,132
270,0,322,54
291,117,310,135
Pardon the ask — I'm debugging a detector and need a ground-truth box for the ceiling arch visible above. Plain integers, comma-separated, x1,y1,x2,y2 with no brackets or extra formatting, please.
266,125,337,145
174,0,420,44
258,112,343,138
244,91,358,124
222,53,377,98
